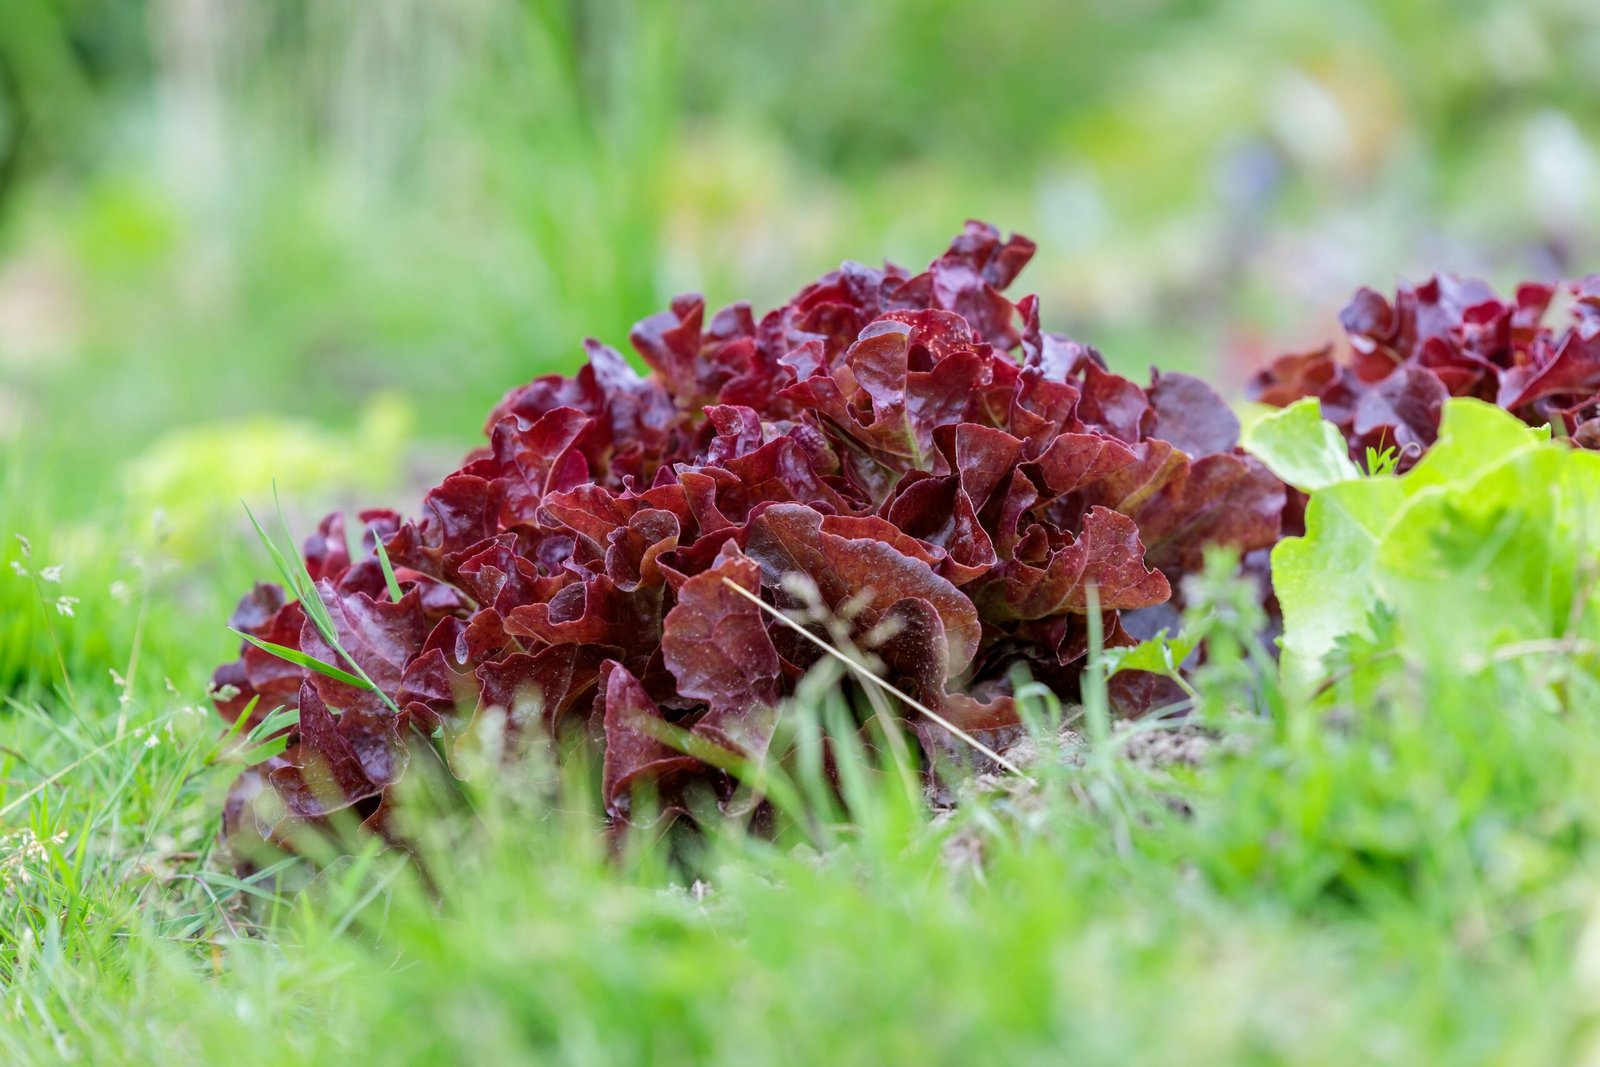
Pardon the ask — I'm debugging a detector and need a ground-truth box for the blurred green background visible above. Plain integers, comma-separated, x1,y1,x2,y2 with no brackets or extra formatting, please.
3,0,1600,610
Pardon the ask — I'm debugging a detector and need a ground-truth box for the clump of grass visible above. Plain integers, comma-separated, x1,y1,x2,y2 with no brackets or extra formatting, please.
5,523,1600,1063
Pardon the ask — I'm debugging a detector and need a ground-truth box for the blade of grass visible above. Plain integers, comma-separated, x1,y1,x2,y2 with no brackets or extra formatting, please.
720,578,1029,778
242,501,309,608
269,484,337,639
218,696,260,745
248,706,301,743
1082,583,1111,746
241,734,292,766
201,696,262,769
228,630,374,691
372,530,404,604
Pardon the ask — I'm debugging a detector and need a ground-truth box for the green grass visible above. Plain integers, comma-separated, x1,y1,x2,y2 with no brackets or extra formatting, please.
4,470,1600,1063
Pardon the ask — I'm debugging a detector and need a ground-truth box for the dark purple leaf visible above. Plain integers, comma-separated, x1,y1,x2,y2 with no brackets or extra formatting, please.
662,542,782,758
600,661,702,820
1147,370,1241,457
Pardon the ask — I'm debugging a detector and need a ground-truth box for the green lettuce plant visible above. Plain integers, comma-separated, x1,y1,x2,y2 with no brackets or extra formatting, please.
1246,397,1600,690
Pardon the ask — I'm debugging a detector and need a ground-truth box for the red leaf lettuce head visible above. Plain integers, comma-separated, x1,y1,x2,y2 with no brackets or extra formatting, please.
214,221,1285,852
1250,273,1600,463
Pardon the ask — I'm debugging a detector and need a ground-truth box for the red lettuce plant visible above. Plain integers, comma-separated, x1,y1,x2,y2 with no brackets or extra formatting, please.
1250,275,1600,463
214,222,1284,850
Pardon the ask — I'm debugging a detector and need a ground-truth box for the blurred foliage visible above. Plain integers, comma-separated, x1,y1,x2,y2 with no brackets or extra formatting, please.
3,0,1600,482
125,392,413,557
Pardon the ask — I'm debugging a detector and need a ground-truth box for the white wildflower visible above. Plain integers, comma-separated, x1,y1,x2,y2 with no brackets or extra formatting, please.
39,565,62,583
8,561,25,578
54,596,79,617
144,734,160,749
14,534,30,558
1,828,67,893
109,669,131,706
109,580,133,604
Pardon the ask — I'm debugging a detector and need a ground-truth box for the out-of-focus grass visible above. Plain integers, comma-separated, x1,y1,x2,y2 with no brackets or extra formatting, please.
3,514,1600,1063
6,1,1600,475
